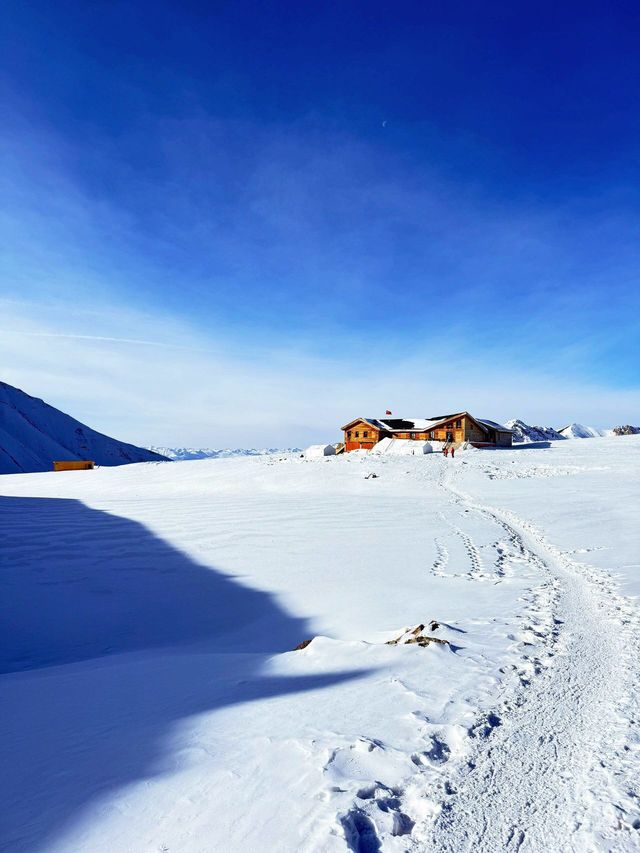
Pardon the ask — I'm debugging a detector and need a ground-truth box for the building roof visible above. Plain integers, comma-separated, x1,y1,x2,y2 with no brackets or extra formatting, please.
342,414,465,433
477,418,513,433
342,413,512,435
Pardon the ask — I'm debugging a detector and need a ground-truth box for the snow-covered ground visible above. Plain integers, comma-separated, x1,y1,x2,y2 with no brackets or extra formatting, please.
1,437,639,852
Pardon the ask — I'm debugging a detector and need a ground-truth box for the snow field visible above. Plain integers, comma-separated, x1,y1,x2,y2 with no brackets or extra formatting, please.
1,437,639,852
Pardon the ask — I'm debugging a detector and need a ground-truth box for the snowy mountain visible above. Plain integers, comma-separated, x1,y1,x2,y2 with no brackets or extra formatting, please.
509,419,635,442
149,446,302,461
558,423,605,439
0,381,169,474
506,419,566,443
612,424,640,436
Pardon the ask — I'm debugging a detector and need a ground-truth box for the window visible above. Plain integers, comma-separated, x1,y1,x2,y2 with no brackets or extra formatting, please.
355,431,360,438
363,431,369,438
429,431,434,439
347,431,351,439
455,419,462,428
410,432,416,439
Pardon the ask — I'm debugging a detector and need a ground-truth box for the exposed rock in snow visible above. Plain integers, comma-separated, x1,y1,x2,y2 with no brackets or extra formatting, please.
0,381,168,475
505,419,566,443
149,446,302,461
612,425,640,436
558,423,605,439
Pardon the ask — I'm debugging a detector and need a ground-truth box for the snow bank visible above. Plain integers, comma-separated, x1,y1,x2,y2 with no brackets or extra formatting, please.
303,444,336,459
372,437,433,455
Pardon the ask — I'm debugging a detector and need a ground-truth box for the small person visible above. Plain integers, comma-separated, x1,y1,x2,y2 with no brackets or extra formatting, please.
451,446,455,458
443,446,449,457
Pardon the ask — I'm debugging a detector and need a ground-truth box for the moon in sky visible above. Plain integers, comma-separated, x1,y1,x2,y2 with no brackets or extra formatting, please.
382,120,387,127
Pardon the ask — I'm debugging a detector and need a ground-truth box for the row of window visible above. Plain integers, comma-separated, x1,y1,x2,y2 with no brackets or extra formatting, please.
346,430,369,439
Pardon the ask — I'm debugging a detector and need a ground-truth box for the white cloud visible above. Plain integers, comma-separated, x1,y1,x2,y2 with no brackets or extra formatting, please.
1,299,637,447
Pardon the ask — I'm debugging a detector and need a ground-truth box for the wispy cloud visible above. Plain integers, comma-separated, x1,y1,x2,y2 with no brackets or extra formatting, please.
1,109,639,443
0,329,217,352
1,299,638,447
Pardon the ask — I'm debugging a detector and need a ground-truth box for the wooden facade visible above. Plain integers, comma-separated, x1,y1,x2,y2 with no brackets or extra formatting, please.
53,460,95,471
342,420,380,452
341,413,512,452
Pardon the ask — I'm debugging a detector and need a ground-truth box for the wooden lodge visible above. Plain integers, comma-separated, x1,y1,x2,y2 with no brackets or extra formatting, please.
341,413,513,452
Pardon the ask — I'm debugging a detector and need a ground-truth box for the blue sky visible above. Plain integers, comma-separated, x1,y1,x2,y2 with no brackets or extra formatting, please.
1,1,639,445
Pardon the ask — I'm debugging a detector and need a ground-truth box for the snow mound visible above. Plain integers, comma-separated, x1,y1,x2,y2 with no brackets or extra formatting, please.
559,423,604,439
506,419,566,443
0,381,169,475
149,447,301,461
303,444,336,459
372,437,433,455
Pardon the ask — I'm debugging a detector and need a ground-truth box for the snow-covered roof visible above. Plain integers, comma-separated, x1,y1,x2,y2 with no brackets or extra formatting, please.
477,419,513,433
342,413,511,434
374,416,462,433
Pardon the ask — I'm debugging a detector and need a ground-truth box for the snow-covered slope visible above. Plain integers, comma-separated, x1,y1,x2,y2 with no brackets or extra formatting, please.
505,418,566,443
149,446,301,461
558,423,605,439
0,381,168,474
1,440,639,851
509,419,637,442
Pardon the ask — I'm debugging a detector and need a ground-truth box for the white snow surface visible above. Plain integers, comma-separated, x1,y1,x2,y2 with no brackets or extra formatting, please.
371,437,433,455
2,437,640,852
0,381,168,474
304,444,337,458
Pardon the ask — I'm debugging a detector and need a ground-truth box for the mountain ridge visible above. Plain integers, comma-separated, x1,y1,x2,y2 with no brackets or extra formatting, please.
148,446,302,461
0,381,169,474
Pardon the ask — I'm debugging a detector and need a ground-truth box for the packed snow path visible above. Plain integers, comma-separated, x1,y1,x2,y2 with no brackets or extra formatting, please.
414,467,640,852
1,437,639,852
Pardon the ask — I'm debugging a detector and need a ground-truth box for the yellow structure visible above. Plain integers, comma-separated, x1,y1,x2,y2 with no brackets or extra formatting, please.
53,460,95,471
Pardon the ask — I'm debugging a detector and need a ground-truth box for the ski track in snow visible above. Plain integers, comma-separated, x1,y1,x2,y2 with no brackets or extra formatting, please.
331,459,640,853
407,464,640,853
2,447,640,852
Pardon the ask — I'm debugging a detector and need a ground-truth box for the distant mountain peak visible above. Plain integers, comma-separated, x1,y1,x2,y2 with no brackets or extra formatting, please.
558,423,604,439
507,418,611,443
148,446,302,461
505,419,566,443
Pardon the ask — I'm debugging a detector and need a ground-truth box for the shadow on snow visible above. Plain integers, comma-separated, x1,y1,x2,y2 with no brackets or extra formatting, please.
0,496,368,851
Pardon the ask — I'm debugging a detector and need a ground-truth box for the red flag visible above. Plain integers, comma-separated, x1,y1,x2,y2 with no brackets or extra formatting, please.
385,410,392,415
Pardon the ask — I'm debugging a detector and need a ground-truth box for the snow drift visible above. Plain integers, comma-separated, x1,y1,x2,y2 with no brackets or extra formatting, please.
303,444,337,459
0,381,168,474
372,437,433,455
